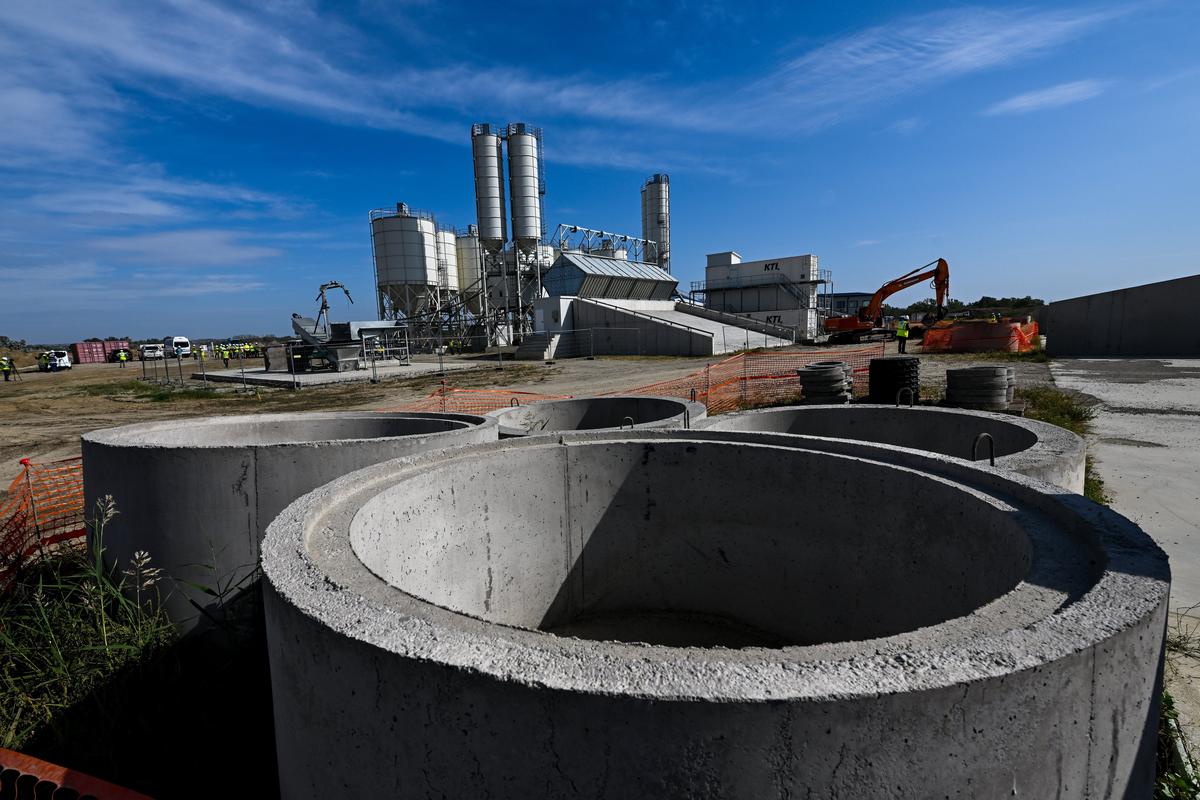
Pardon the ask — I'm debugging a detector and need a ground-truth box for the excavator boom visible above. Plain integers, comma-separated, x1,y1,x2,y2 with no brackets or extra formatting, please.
825,258,950,337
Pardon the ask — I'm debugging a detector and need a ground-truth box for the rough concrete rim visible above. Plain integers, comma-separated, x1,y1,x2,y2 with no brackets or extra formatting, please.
81,410,496,449
485,395,707,437
696,404,1084,481
261,429,1167,703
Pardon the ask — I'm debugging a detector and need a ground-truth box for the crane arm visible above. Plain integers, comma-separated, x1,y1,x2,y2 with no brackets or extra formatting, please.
859,258,950,324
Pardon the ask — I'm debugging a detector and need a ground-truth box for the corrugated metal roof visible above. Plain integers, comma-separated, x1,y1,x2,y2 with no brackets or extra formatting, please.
544,252,678,300
558,252,674,280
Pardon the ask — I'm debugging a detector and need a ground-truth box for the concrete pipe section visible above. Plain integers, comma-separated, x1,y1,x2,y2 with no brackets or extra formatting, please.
487,395,706,437
698,404,1086,492
262,431,1168,798
81,411,496,631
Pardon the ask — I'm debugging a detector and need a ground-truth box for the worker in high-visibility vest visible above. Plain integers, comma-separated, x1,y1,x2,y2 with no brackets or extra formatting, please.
896,318,910,354
117,350,128,368
0,356,12,382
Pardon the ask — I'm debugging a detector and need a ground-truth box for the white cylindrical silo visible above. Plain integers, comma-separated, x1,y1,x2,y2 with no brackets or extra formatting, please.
507,123,543,253
371,203,439,318
437,229,459,294
641,174,670,272
456,228,485,314
472,124,507,253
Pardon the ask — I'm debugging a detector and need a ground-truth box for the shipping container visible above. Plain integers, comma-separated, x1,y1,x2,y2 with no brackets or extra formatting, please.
70,342,108,364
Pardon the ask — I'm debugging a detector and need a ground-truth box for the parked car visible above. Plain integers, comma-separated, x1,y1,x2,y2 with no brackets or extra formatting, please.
139,344,165,360
38,350,72,371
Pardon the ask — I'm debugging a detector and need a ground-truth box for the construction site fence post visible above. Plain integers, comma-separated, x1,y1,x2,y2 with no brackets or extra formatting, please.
22,465,41,544
199,350,207,387
238,347,248,393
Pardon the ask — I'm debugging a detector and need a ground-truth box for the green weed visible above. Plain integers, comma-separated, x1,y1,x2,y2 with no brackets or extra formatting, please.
1016,386,1096,437
0,497,174,749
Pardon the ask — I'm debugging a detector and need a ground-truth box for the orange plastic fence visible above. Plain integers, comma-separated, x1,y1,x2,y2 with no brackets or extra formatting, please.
382,344,886,416
602,345,885,414
0,747,153,800
922,321,1040,353
0,457,86,588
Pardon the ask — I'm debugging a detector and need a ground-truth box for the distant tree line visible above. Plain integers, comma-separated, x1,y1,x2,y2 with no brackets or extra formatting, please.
881,295,1044,317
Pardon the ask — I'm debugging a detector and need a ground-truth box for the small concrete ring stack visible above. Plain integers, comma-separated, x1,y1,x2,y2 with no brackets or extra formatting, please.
946,366,1015,410
796,360,852,404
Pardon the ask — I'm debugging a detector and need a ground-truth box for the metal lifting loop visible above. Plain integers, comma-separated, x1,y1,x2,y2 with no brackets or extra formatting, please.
972,432,996,466
690,388,697,402
895,386,915,408
510,398,520,407
621,416,636,430
684,409,691,430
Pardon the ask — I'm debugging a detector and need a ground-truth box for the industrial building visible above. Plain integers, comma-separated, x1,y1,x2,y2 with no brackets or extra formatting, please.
694,251,826,341
368,122,789,355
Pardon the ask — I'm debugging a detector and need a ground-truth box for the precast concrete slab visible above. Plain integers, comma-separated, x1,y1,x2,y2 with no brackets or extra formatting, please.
486,394,707,437
697,404,1086,492
81,411,496,630
262,431,1168,798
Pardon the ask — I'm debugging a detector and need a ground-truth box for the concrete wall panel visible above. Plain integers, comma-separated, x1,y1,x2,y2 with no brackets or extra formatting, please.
1045,274,1200,356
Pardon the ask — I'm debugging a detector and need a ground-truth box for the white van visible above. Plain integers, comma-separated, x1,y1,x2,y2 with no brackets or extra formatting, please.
162,336,191,357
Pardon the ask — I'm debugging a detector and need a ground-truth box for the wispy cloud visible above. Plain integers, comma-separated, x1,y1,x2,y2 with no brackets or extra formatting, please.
89,229,283,266
983,79,1107,115
0,1,1124,164
890,117,926,135
854,239,881,247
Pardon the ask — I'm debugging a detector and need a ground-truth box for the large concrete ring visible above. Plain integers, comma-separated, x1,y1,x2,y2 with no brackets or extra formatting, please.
486,395,707,437
82,411,496,630
262,430,1168,798
697,404,1086,492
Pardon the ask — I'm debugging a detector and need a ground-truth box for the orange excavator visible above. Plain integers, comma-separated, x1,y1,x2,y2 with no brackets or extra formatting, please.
824,258,950,342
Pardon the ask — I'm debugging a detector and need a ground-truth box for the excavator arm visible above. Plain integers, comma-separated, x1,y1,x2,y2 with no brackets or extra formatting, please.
859,258,949,325
825,258,950,337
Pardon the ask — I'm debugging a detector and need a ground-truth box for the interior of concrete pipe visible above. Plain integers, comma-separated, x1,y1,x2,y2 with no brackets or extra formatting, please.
702,406,1038,459
350,440,1033,647
105,413,474,447
490,396,692,436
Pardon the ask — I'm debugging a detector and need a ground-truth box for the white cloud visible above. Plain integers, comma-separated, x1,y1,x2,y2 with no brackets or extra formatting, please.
0,1,1125,162
890,117,926,135
983,79,1107,115
88,229,283,266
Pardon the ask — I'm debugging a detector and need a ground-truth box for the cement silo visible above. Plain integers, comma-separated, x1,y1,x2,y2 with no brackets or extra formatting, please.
471,124,507,253
641,173,670,272
437,228,459,294
506,123,544,253
370,203,440,319
455,226,485,314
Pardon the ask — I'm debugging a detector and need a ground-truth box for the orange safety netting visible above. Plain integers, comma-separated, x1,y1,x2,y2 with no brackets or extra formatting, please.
0,457,86,588
602,345,885,414
922,321,1040,353
382,344,886,416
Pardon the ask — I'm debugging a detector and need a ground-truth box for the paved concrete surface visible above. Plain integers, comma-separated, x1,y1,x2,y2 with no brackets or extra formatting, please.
196,358,475,387
1050,359,1200,606
264,431,1167,797
1051,358,1200,756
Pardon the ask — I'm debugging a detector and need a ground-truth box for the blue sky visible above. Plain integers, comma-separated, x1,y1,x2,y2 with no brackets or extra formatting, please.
1,0,1197,342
